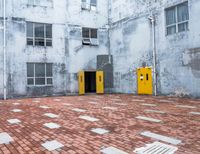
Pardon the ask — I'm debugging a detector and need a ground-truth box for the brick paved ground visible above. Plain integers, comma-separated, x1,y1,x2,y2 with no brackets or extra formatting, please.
0,94,199,154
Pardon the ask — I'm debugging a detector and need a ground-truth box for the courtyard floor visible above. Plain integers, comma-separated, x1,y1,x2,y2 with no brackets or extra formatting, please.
0,94,199,154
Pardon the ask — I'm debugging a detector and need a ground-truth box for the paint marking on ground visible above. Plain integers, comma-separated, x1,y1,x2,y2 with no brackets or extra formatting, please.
133,141,178,154
11,109,22,113
101,147,128,154
88,101,98,104
7,119,21,124
140,131,182,145
189,112,200,115
0,133,14,144
133,99,145,102
54,99,61,102
13,103,20,105
40,106,50,109
114,103,127,106
141,103,157,107
103,107,118,110
44,113,59,118
136,116,162,123
42,140,64,151
62,103,72,106
145,110,166,114
79,115,99,122
159,100,174,103
43,123,61,129
91,128,109,135
176,105,196,109
72,108,86,112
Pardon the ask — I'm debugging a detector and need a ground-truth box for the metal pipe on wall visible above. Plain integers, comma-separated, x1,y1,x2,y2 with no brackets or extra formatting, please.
149,15,157,96
3,0,7,100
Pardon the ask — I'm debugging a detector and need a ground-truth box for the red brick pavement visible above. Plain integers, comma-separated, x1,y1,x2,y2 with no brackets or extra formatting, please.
0,94,199,154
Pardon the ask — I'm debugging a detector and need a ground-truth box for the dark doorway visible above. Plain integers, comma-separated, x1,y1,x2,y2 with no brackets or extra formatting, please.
85,71,96,93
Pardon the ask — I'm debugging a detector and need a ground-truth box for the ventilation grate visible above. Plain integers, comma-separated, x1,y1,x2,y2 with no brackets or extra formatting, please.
134,141,178,154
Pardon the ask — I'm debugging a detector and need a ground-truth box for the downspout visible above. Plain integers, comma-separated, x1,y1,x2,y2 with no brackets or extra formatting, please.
3,0,7,100
107,0,111,63
149,15,157,96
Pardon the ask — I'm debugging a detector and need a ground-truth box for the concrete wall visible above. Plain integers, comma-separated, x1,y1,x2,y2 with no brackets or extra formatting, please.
110,0,200,97
0,0,200,98
0,0,110,98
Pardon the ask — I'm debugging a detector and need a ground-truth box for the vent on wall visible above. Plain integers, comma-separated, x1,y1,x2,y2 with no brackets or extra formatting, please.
133,142,178,154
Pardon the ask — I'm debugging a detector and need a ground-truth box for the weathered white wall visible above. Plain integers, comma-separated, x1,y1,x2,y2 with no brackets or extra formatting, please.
110,0,200,97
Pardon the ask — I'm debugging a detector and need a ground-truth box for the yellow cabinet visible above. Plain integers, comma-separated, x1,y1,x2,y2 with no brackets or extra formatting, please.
137,67,153,95
96,71,104,94
78,71,85,95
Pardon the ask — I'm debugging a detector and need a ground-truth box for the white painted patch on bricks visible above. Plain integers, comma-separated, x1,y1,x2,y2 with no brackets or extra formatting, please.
40,106,50,109
11,109,22,112
88,101,98,104
101,147,128,154
7,119,21,124
63,103,72,106
145,110,166,114
133,99,145,102
159,100,174,103
72,108,86,112
0,133,14,144
134,141,178,154
13,103,20,105
42,140,64,151
44,113,59,118
114,103,127,106
103,107,118,110
136,116,162,123
91,128,109,135
141,103,157,107
44,123,61,129
189,112,200,115
140,131,182,145
33,100,40,103
176,105,196,109
79,115,99,122
54,99,61,102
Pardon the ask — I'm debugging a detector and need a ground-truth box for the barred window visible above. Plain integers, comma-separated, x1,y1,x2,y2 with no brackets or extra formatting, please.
26,22,52,47
27,63,53,86
166,2,189,35
81,0,97,11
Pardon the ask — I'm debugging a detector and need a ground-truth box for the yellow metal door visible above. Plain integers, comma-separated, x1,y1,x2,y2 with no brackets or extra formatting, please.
96,71,104,94
78,71,85,95
137,67,153,95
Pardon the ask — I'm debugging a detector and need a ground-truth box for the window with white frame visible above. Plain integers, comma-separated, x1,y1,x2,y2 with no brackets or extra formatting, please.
27,63,53,86
82,27,98,46
165,1,189,35
81,0,97,11
27,22,52,47
27,0,53,7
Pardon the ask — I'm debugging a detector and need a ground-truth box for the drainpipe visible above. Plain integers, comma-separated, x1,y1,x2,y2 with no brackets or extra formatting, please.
3,0,7,100
107,0,111,64
148,15,157,96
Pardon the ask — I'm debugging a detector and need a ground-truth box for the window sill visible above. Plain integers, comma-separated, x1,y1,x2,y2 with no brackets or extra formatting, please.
26,45,53,48
27,85,53,88
166,30,189,37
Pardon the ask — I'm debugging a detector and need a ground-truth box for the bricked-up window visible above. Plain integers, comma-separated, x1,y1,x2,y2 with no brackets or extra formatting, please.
27,63,53,86
82,28,98,45
81,0,97,11
166,1,189,35
26,22,52,47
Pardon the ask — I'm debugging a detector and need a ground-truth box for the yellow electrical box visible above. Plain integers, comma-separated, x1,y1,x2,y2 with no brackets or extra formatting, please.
78,71,85,95
137,67,153,95
96,71,104,94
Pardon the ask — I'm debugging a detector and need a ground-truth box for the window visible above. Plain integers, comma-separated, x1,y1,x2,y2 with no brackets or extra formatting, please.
82,28,98,45
165,2,189,35
26,22,52,47
27,63,53,86
27,0,53,7
81,0,97,11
